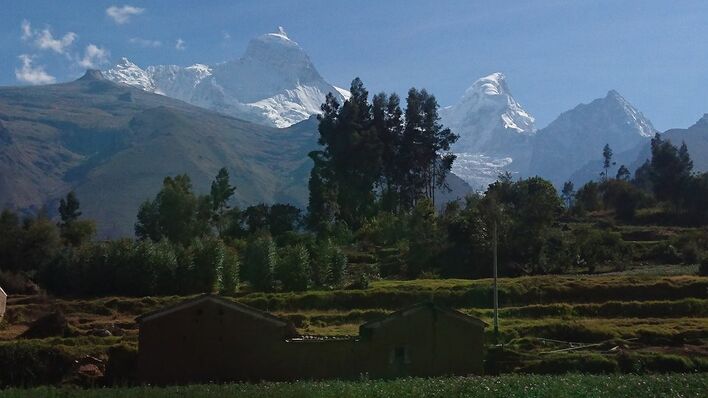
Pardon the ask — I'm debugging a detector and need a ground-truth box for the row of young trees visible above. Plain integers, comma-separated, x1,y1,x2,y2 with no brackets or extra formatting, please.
308,78,459,231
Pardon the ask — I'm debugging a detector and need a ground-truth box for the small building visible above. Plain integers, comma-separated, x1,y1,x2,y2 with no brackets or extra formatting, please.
357,302,486,377
136,296,486,384
0,286,6,321
136,295,298,384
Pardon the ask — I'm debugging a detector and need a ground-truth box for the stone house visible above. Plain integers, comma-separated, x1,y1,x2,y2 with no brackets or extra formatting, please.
137,295,486,384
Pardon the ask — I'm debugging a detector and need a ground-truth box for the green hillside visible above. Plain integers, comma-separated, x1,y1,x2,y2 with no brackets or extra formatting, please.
0,72,318,236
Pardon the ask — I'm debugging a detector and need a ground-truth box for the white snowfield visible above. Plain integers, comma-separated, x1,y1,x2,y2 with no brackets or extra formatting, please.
440,72,537,189
104,27,349,128
441,73,656,190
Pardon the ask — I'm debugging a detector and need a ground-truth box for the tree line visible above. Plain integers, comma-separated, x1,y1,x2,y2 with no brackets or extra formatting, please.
2,78,707,296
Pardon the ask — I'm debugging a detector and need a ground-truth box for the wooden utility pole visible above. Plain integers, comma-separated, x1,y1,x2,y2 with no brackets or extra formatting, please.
493,219,499,343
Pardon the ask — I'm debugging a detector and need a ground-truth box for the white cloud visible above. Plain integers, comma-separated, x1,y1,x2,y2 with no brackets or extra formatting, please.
77,44,110,69
20,20,77,54
129,37,162,47
21,20,33,41
175,38,186,50
15,54,56,85
223,31,231,40
106,5,145,24
36,29,77,54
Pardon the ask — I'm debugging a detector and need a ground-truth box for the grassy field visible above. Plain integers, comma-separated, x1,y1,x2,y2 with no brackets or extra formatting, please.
3,374,707,398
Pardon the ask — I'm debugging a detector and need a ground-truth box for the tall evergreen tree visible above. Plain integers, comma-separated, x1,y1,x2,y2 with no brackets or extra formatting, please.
210,167,236,234
649,134,693,207
602,144,614,181
561,181,575,208
59,191,81,226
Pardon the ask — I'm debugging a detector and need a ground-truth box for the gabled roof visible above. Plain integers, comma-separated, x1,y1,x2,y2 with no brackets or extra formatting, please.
0,286,6,297
359,302,487,330
136,294,289,327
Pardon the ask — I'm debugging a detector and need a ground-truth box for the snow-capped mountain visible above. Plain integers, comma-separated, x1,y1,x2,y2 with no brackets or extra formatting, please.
441,72,536,189
103,27,348,128
529,90,657,186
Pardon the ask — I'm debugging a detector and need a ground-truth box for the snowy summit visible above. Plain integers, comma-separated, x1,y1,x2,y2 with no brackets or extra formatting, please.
103,28,348,128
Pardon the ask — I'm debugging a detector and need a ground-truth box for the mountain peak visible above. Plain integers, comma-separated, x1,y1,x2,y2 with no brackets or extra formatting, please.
467,72,509,97
78,69,105,81
103,57,157,92
103,28,344,128
269,26,290,40
250,26,300,50
606,89,621,99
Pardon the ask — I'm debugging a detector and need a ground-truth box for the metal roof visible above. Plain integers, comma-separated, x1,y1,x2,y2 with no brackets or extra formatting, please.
359,302,487,330
135,294,289,327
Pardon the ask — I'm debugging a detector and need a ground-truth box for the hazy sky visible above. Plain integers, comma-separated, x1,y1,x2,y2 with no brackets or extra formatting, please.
2,0,706,130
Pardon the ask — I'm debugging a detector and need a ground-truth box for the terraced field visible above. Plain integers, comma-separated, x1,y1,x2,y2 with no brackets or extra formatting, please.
2,273,706,388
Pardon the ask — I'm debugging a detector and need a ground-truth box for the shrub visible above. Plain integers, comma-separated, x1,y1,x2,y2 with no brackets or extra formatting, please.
649,243,682,264
20,311,72,339
617,352,699,373
0,342,73,387
104,344,138,386
523,353,619,374
699,257,708,276
573,227,631,270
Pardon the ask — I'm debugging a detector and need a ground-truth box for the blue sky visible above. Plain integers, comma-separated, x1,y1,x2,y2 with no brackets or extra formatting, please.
2,0,706,130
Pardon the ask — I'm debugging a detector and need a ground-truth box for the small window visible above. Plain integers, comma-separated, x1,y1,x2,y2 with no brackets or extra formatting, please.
391,346,410,365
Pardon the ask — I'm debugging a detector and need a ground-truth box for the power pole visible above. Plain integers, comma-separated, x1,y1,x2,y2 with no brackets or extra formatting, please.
493,219,499,343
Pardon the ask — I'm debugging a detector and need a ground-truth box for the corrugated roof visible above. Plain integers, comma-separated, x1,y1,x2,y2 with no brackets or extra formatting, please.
135,294,289,327
359,302,487,330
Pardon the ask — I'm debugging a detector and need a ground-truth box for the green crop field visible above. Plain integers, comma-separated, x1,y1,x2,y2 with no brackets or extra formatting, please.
3,374,707,398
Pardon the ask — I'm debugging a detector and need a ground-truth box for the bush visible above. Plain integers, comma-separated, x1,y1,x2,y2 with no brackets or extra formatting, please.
20,311,72,339
0,342,73,387
617,352,701,373
681,242,700,264
573,227,631,271
523,353,619,374
104,344,138,386
649,243,682,264
699,257,708,276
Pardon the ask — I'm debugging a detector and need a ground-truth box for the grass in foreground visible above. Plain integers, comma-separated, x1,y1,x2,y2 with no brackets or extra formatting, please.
4,374,707,398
